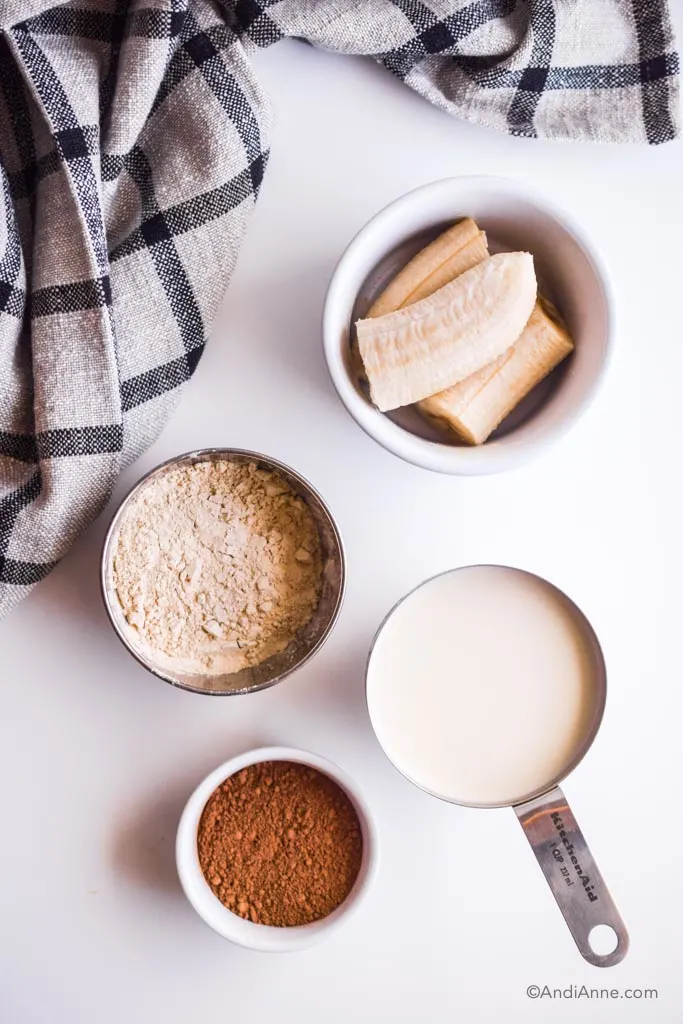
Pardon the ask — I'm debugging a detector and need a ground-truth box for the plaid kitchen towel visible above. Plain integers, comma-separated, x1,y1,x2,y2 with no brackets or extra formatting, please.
0,1,679,615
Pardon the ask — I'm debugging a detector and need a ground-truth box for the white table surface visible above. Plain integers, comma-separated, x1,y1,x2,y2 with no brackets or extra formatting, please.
3,25,683,1024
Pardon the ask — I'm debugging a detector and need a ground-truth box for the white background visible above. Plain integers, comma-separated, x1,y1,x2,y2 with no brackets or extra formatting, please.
3,16,683,1024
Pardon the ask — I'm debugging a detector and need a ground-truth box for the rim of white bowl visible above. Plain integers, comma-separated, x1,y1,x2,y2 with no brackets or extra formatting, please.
176,746,379,951
322,175,615,476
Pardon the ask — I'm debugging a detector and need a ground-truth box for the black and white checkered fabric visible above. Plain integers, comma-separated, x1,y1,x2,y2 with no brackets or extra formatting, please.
0,0,679,615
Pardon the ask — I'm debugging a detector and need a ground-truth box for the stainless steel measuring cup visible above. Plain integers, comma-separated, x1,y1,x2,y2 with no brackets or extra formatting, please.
101,448,345,695
366,565,628,968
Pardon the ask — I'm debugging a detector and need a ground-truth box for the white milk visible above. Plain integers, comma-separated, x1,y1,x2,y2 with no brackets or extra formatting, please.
366,566,601,807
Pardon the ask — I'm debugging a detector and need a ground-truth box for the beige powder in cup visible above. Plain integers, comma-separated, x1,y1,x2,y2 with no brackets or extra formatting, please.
113,461,322,674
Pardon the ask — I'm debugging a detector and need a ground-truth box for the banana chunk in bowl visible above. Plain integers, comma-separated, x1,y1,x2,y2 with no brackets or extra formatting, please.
356,250,539,415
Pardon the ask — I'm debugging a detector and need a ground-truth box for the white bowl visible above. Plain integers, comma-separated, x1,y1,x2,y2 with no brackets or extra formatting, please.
323,176,613,475
176,746,379,951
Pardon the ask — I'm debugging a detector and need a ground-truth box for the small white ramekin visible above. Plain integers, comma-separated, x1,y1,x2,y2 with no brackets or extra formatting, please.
176,746,379,951
323,176,614,475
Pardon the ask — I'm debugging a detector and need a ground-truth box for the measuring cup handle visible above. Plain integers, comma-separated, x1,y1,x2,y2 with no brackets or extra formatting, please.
514,786,629,967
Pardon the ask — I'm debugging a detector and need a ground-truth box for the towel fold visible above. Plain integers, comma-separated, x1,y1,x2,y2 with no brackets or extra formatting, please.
0,0,679,614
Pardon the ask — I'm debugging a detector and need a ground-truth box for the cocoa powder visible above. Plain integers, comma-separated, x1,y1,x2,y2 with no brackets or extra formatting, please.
197,761,363,927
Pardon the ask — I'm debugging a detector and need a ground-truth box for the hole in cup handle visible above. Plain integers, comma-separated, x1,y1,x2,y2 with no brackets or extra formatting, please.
514,785,629,967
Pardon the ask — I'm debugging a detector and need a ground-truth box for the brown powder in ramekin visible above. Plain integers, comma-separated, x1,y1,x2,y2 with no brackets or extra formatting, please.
197,761,363,927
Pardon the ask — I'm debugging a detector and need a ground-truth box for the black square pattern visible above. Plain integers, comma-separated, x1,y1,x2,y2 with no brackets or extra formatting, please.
141,212,172,246
421,22,455,55
185,32,217,67
170,11,186,36
518,66,549,93
56,126,90,160
235,0,264,30
641,54,669,83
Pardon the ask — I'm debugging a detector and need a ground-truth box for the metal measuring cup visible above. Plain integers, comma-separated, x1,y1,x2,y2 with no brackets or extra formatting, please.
366,565,628,968
101,448,345,695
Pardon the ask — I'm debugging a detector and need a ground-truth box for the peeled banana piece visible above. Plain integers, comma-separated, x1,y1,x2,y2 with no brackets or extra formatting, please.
356,251,537,412
353,219,487,383
420,301,574,444
406,231,489,306
368,218,482,317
